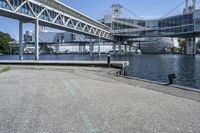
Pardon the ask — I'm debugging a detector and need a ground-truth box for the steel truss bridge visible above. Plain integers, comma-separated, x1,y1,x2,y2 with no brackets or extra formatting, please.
0,0,112,60
0,0,200,59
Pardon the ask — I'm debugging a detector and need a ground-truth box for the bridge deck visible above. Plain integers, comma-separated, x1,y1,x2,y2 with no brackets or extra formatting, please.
34,0,110,31
0,0,112,40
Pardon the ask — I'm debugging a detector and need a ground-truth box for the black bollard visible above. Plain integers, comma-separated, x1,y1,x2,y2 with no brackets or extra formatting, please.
168,73,176,85
107,53,111,68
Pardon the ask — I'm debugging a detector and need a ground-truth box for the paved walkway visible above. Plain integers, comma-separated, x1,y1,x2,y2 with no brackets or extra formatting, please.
0,66,200,133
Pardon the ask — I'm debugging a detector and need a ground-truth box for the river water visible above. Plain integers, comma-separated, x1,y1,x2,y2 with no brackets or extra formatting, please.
0,54,200,90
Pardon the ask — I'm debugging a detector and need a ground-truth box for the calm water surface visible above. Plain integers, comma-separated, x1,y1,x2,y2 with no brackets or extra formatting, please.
0,54,200,89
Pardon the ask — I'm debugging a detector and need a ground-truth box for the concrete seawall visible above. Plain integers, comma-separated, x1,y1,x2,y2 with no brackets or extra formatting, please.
0,60,129,75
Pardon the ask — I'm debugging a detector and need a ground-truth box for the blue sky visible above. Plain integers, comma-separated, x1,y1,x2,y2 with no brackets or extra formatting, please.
0,0,187,40
63,0,184,18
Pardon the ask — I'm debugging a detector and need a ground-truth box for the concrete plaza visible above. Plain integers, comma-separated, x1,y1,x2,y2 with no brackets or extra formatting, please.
0,66,199,133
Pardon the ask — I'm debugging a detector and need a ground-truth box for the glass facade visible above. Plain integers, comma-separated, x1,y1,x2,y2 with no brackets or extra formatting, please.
0,0,12,10
107,12,196,36
158,13,194,35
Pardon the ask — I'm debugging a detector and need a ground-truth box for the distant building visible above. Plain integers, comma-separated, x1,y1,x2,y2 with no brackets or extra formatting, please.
24,31,113,53
99,4,175,54
140,38,174,54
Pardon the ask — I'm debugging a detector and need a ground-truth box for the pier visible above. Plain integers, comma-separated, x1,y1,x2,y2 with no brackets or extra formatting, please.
0,60,129,75
0,65,199,132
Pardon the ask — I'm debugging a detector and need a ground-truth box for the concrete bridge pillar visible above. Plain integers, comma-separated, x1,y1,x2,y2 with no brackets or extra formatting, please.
98,37,101,56
89,39,94,56
55,43,59,54
125,44,127,54
19,21,23,60
129,45,131,54
79,44,82,53
35,19,39,60
89,43,94,55
82,43,86,53
113,43,116,54
138,42,141,49
186,37,196,55
119,43,122,53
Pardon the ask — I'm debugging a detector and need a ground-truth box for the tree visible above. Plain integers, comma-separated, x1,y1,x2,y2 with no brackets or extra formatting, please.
40,44,54,54
178,38,186,53
0,32,13,54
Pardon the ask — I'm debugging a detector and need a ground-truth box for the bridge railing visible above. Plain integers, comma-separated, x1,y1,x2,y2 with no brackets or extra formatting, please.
0,0,112,40
33,0,110,31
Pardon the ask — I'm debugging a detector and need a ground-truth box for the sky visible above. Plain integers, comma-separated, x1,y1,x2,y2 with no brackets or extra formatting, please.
0,0,189,40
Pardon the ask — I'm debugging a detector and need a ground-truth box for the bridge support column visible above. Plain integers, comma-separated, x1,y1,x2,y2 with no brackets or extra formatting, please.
81,43,86,53
129,45,131,54
79,44,82,53
55,43,59,54
119,43,122,53
113,43,116,54
19,21,23,60
125,44,127,54
35,19,39,60
89,39,94,56
138,42,141,49
185,37,196,55
98,37,101,56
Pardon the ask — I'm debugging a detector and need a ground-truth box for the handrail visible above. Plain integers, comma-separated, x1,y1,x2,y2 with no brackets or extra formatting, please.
33,0,110,31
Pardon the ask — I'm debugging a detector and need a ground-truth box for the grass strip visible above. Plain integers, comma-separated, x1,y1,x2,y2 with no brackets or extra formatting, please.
0,66,11,73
